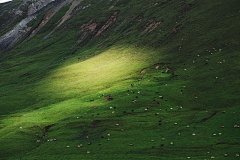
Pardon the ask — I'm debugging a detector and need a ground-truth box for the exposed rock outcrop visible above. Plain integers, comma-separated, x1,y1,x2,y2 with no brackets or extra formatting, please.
0,0,76,54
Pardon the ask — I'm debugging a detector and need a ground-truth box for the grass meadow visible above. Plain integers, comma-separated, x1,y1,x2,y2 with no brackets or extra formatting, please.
0,0,240,159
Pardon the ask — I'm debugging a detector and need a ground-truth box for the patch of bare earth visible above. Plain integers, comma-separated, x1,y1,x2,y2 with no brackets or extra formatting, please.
141,68,146,73
142,20,163,34
42,0,82,41
94,11,119,37
168,24,182,37
108,0,119,10
73,10,119,48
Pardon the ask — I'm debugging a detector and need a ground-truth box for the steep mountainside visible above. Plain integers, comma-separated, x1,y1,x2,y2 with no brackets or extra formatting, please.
0,0,240,159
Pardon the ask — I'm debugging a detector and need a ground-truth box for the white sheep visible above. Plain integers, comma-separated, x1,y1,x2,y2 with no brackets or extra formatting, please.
110,107,112,109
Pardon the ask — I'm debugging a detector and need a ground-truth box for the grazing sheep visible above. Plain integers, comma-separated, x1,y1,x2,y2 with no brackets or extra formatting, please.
236,154,239,157
224,154,227,157
67,146,70,148
162,138,165,141
187,157,191,159
219,133,222,135
170,142,173,145
174,123,177,125
130,144,133,146
213,134,216,136
110,107,112,109
77,117,79,119
108,134,110,136
116,124,119,126
20,127,22,129
178,133,181,135
192,133,195,136
222,126,224,128
211,156,215,159
187,125,189,127
151,140,154,142
87,151,90,154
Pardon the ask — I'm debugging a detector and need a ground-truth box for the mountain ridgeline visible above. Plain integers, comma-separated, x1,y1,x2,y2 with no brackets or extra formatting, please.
0,0,240,159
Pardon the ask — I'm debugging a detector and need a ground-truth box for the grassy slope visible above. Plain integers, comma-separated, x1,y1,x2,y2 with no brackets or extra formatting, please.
0,0,240,159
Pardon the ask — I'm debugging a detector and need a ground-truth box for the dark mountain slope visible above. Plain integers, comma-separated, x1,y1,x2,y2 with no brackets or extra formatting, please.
0,0,239,159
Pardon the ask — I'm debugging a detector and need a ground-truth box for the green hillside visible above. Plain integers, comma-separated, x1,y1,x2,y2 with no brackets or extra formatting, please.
0,0,240,159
